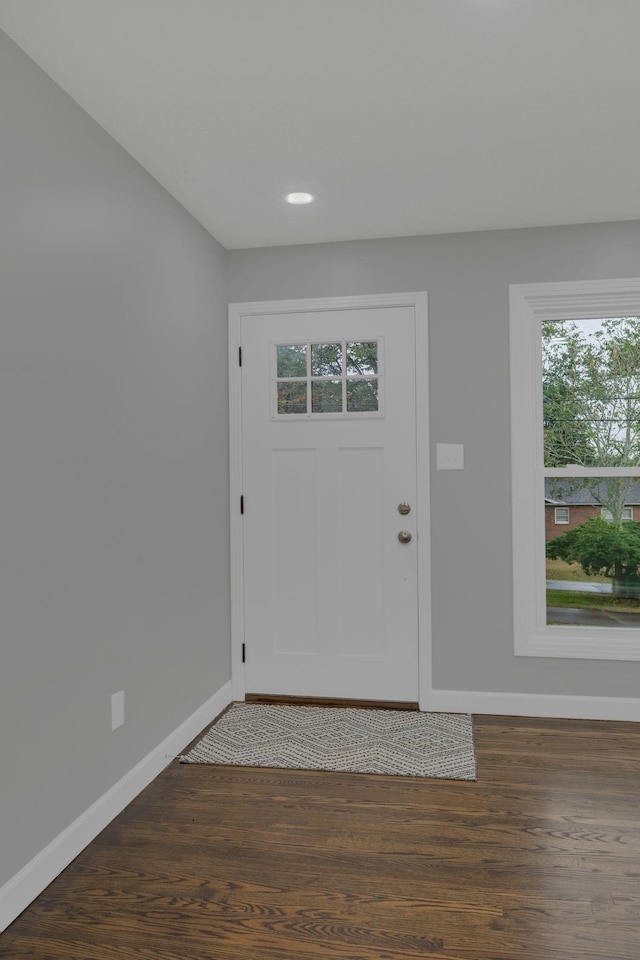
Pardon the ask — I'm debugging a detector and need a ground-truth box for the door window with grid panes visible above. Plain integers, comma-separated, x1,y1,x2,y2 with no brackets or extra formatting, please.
273,339,382,419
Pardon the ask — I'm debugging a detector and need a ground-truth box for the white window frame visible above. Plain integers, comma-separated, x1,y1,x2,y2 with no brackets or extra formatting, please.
510,277,640,661
554,507,570,524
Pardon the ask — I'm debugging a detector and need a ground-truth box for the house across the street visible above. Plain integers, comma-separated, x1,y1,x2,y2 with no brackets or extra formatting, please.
545,479,640,541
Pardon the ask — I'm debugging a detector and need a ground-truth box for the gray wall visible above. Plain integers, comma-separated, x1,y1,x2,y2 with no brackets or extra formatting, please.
0,32,230,887
228,221,640,700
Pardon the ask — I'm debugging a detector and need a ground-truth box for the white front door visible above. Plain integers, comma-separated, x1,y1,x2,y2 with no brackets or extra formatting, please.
233,296,427,703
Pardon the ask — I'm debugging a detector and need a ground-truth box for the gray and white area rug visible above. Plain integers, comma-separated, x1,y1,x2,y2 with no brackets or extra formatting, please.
180,702,477,780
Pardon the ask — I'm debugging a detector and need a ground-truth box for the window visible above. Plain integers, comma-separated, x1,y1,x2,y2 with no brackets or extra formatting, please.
510,278,640,661
273,339,382,418
601,506,634,522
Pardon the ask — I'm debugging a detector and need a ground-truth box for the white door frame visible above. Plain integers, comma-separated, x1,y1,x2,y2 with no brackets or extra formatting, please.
228,292,432,709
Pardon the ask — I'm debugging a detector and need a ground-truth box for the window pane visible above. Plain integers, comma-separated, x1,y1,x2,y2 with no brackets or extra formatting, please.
545,476,640,626
346,341,378,375
542,317,640,467
311,380,342,413
311,343,342,376
277,381,307,414
347,378,379,412
601,506,634,522
277,344,307,378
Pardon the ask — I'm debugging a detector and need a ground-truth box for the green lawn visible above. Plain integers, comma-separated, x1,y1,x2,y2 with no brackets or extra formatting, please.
545,558,609,583
546,589,640,612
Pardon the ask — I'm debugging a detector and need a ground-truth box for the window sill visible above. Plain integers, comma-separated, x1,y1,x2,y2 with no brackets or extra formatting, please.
516,629,640,661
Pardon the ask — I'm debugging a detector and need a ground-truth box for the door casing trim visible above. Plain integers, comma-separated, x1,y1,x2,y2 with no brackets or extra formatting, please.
228,292,431,708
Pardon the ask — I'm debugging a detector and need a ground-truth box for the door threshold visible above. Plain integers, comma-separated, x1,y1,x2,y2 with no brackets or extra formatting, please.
245,693,419,711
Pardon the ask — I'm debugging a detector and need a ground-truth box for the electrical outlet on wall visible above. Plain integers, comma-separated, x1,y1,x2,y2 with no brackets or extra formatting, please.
111,690,125,730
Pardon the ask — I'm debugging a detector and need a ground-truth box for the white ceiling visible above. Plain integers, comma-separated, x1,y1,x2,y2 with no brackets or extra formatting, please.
1,0,640,250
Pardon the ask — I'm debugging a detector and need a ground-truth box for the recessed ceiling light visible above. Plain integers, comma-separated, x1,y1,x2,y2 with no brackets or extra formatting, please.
285,191,315,205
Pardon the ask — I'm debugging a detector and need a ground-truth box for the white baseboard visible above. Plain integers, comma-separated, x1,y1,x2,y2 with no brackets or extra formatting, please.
426,687,640,722
0,680,233,934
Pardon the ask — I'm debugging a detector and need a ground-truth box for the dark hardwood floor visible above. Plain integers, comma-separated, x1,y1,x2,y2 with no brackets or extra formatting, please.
2,714,640,960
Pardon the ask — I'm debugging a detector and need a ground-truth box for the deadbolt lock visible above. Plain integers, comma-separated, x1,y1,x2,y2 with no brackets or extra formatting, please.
397,502,411,515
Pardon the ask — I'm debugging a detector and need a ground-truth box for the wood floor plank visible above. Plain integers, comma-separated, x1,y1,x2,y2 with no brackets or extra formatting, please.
2,714,640,960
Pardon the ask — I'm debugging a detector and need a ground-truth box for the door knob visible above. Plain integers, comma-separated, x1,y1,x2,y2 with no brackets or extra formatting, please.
398,530,412,544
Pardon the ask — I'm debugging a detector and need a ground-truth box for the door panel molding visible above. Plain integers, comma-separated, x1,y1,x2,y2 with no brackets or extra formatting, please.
228,292,431,707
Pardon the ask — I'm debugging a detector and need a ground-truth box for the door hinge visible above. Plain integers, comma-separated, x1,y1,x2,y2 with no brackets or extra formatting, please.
238,346,242,366
242,643,246,663
240,495,244,515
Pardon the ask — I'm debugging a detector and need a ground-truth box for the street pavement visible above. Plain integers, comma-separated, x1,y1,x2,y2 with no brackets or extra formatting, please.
547,606,640,626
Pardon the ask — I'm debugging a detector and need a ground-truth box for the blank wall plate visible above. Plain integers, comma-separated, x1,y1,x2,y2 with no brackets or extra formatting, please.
111,690,125,730
436,442,464,470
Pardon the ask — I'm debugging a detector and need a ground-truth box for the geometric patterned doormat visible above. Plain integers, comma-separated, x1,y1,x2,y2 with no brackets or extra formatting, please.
180,702,477,780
